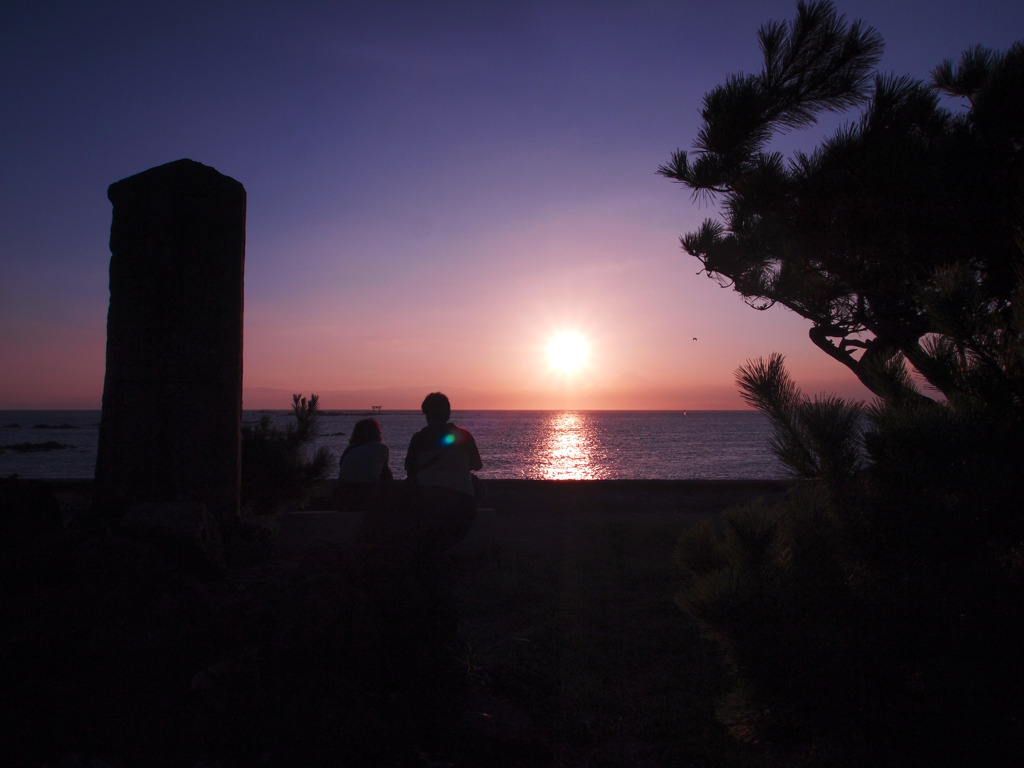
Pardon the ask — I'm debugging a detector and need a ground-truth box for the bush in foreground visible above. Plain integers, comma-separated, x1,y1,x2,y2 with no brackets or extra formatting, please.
676,367,1024,766
241,393,332,514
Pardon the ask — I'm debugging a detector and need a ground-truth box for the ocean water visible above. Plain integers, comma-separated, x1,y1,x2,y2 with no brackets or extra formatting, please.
0,409,786,481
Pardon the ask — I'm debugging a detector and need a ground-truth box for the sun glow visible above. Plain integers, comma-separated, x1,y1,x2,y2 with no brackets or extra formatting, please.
547,331,590,373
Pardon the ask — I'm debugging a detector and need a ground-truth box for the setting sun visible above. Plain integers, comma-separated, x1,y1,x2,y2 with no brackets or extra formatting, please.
547,332,590,373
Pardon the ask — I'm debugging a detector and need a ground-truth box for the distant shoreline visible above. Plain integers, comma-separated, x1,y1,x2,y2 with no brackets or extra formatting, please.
2,408,759,414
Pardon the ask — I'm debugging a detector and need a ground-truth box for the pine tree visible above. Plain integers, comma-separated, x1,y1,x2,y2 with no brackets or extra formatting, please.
659,0,1024,407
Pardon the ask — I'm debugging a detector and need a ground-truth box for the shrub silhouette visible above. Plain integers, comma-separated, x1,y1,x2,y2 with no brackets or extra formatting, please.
676,362,1024,765
241,393,332,514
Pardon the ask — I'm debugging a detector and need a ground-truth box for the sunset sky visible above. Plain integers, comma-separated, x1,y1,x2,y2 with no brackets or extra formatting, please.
3,1,1022,410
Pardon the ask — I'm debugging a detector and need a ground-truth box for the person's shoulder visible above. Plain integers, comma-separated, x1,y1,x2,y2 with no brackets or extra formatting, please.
407,426,433,448
417,423,454,439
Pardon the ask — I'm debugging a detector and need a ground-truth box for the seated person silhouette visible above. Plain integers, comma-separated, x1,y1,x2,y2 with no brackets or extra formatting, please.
405,392,483,502
361,392,482,551
334,417,392,510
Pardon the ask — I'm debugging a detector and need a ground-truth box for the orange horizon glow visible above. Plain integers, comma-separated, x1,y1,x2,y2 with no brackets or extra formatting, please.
0,294,877,411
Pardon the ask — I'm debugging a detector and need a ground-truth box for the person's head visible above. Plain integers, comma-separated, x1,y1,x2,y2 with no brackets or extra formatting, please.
349,417,383,445
421,392,451,424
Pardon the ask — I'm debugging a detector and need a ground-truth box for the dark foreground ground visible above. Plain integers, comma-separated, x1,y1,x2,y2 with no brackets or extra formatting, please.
3,478,789,767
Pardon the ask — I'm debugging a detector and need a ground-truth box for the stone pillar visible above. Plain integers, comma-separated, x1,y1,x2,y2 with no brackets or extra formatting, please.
95,159,245,528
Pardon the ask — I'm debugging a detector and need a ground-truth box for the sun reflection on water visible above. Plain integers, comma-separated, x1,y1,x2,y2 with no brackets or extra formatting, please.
538,411,607,480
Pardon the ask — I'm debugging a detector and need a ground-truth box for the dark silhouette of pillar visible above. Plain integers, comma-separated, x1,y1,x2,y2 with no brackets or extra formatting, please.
95,159,246,527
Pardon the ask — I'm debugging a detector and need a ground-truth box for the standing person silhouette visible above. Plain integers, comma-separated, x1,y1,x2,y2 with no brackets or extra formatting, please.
404,392,483,504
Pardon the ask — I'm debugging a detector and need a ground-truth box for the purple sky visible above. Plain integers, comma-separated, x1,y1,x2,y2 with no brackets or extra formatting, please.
3,1,1022,410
